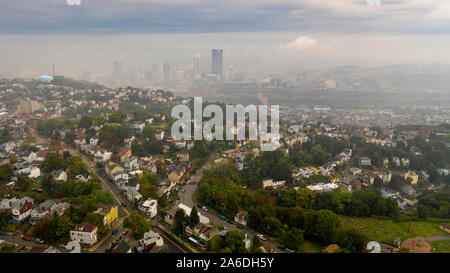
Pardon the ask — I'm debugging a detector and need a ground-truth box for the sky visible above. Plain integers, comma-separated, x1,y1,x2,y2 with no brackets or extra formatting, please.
1,0,450,79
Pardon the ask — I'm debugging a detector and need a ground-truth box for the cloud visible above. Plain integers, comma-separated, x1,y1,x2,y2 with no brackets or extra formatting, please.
280,36,318,51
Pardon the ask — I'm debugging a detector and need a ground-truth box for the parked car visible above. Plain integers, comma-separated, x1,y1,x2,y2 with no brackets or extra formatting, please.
202,206,208,212
257,234,267,241
21,235,31,241
220,215,226,220
122,230,129,236
112,229,119,235
121,201,127,207
0,231,5,235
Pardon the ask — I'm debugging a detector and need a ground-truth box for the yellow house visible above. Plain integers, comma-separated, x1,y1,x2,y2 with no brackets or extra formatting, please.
404,171,419,185
96,205,118,227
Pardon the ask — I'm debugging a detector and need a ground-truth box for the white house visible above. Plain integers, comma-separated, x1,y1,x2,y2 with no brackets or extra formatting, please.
234,210,248,226
29,167,41,179
155,129,165,140
262,179,286,189
138,198,158,218
70,222,98,246
11,197,35,222
51,170,68,182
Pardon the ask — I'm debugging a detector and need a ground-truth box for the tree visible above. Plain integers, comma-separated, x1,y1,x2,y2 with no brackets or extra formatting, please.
142,125,156,140
42,153,63,172
225,230,246,253
173,209,187,235
16,173,32,192
78,116,93,129
207,235,223,251
123,213,151,240
190,206,200,225
280,228,304,252
0,163,13,182
417,204,429,219
108,111,127,124
334,228,368,253
315,209,340,244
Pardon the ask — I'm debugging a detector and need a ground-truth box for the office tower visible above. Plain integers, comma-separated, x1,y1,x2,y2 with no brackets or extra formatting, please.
227,66,235,82
212,49,223,75
193,53,201,77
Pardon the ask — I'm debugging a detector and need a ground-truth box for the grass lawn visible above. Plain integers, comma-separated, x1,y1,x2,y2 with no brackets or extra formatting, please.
301,240,325,253
431,239,450,253
340,216,445,244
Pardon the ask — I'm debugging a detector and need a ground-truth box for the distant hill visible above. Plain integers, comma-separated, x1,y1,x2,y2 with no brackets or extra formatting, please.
51,75,106,89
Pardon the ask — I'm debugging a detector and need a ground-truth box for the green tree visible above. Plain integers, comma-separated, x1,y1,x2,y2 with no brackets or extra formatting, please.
16,173,32,192
190,206,200,225
173,209,187,235
315,209,340,244
225,230,246,253
0,163,13,182
280,228,304,252
78,116,93,129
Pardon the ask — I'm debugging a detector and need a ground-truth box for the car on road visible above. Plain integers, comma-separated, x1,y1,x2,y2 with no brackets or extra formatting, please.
121,201,127,207
112,229,119,235
237,224,244,229
181,189,185,193
202,206,208,212
257,234,267,241
0,231,5,235
220,215,226,220
21,235,31,241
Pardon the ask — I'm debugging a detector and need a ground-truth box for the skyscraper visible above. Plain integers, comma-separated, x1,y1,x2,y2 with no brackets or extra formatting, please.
212,49,223,76
193,53,201,78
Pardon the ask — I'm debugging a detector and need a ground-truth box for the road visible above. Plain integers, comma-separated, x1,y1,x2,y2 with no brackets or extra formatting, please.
66,146,191,253
179,153,281,250
425,233,450,243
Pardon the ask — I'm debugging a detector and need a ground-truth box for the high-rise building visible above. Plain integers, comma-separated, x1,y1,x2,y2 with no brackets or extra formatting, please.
193,53,201,78
212,49,223,76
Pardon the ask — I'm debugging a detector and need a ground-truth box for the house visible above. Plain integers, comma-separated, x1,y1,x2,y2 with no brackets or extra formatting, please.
393,157,401,167
28,246,61,253
136,230,164,253
401,158,410,167
110,241,131,253
262,179,286,189
90,137,98,146
350,167,361,176
360,157,372,166
234,210,248,226
126,188,142,202
176,151,189,162
70,222,98,246
155,129,165,140
36,150,49,162
30,200,70,225
51,170,68,182
92,147,112,162
115,147,131,163
138,198,158,218
165,203,209,227
11,197,35,222
440,223,450,233
168,170,182,183
29,167,41,179
122,181,140,192
130,122,145,134
259,242,276,253
124,156,139,171
404,170,419,185
94,205,118,227
322,244,340,253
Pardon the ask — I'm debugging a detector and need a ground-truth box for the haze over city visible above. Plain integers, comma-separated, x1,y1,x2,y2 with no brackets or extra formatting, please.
2,0,450,85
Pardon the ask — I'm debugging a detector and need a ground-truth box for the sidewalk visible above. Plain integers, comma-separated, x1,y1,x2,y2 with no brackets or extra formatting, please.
157,223,199,253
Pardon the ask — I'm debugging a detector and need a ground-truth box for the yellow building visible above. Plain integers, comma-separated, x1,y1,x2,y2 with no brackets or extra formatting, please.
96,205,118,227
404,171,419,185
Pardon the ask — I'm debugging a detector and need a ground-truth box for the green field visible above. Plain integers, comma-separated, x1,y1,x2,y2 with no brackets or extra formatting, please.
431,239,450,253
340,216,445,244
300,240,325,253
